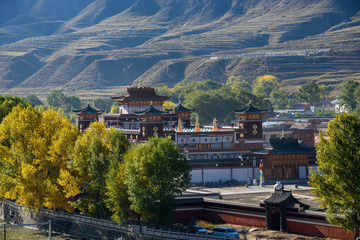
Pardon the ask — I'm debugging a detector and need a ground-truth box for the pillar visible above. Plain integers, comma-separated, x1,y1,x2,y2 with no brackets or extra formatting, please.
265,205,271,229
280,206,287,232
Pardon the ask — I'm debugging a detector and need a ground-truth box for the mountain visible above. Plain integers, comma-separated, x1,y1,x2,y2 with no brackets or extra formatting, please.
0,0,359,99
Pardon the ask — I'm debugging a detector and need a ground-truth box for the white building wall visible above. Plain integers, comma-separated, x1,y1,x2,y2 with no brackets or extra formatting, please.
232,168,252,182
190,167,261,184
204,169,231,183
299,166,307,179
190,170,202,183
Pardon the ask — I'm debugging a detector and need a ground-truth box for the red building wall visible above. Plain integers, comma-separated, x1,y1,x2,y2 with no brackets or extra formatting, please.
174,199,355,239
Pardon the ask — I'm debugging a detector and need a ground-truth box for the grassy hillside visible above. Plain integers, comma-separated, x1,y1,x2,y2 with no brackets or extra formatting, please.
0,0,359,99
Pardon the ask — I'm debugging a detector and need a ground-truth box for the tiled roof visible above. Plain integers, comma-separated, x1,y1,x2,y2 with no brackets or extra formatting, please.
264,190,309,209
233,104,267,114
175,103,194,113
134,105,167,115
73,105,103,114
112,87,169,101
264,137,315,154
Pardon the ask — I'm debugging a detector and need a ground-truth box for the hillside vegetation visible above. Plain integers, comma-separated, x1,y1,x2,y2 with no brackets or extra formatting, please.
0,0,359,99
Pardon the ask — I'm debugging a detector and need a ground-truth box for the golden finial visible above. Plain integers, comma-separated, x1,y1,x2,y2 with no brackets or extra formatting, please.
139,79,143,88
281,129,285,138
212,117,218,132
195,115,200,132
249,100,252,105
150,101,153,106
177,118,183,132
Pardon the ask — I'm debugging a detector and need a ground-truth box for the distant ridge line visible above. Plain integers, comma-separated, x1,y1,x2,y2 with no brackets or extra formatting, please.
210,48,331,60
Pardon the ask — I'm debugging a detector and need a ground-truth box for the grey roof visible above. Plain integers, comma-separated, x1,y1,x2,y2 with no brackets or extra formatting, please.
73,105,103,114
234,104,267,114
259,137,315,155
134,105,167,115
264,190,309,209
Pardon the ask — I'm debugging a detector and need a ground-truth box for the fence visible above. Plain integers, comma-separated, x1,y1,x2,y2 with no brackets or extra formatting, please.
1,199,241,240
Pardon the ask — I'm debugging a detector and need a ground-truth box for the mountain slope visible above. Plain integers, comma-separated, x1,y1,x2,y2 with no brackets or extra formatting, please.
0,0,359,99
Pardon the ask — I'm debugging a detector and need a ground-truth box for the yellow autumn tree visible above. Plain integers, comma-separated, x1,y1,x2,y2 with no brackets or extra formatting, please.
0,106,79,211
252,75,282,98
62,122,130,218
162,100,175,110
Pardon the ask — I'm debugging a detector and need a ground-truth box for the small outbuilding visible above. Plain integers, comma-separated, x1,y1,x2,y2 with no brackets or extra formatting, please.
262,182,309,232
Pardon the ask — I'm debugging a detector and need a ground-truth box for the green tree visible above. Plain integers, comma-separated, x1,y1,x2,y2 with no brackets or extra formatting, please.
270,88,288,109
172,79,223,102
125,137,191,223
64,123,130,217
65,95,82,111
184,86,270,124
297,82,320,105
318,84,330,101
105,127,131,223
23,94,43,106
0,95,26,122
154,86,172,97
226,75,252,92
309,113,360,239
105,159,132,223
93,98,107,111
110,102,119,113
339,80,359,112
354,86,360,114
47,90,66,108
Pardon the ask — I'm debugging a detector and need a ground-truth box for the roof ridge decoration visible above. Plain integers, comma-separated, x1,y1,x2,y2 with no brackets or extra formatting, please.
233,103,268,114
73,104,103,114
134,105,167,115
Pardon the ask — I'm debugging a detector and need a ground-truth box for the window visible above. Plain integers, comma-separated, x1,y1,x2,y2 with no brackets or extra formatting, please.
223,142,232,148
188,144,197,149
212,143,221,149
199,144,209,150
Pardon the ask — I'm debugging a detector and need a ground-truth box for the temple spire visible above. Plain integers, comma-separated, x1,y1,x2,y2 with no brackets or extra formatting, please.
212,117,218,132
195,116,200,132
177,118,183,132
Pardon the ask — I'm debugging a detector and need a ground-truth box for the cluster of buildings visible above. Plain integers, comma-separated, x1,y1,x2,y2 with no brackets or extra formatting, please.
74,85,318,185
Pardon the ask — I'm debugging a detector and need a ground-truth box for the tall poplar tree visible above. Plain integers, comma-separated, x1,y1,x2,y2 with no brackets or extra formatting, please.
309,113,360,239
125,137,191,224
63,122,130,217
0,106,79,211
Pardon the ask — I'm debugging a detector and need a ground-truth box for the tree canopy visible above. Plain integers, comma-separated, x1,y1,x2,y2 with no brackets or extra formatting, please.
155,78,272,124
23,94,43,107
0,106,79,211
296,82,320,105
226,75,252,93
338,80,360,112
47,90,83,112
252,75,282,98
309,113,360,239
124,137,191,224
63,122,130,217
184,86,271,124
0,95,26,122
